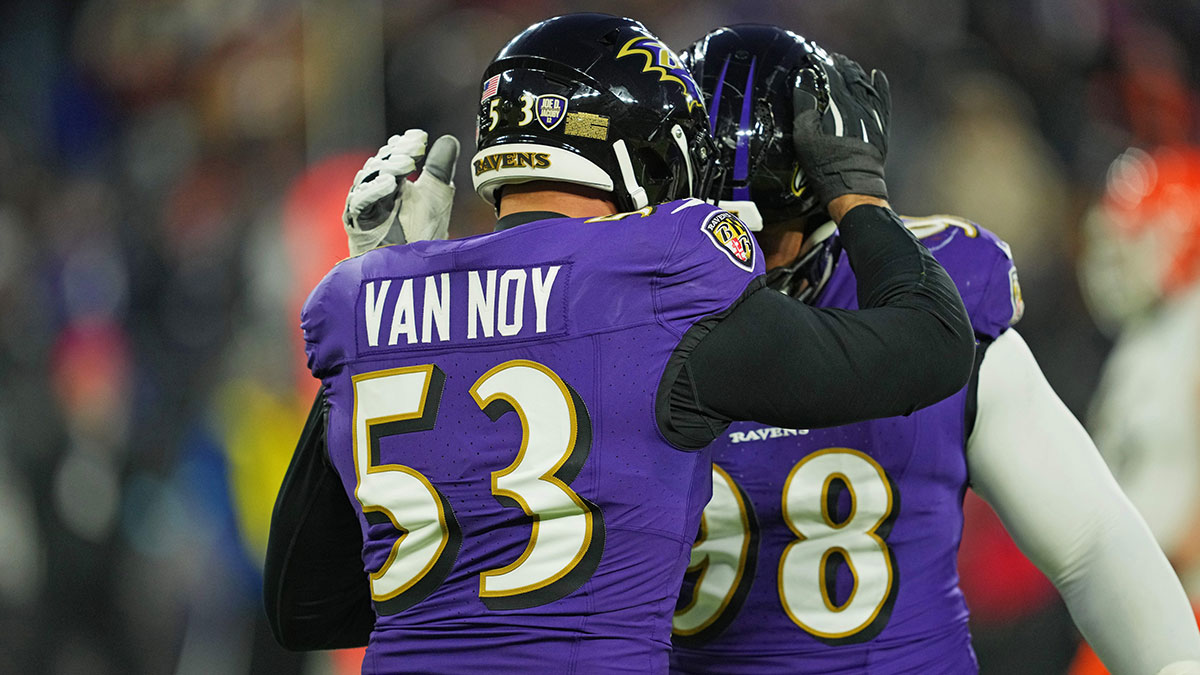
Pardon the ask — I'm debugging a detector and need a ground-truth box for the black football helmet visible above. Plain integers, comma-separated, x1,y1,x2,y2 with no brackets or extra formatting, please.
472,13,717,212
681,25,831,232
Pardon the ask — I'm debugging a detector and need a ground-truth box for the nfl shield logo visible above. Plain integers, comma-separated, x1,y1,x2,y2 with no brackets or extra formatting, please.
536,95,567,131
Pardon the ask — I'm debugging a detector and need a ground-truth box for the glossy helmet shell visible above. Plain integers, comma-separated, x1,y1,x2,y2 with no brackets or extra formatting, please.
472,13,717,212
681,24,829,231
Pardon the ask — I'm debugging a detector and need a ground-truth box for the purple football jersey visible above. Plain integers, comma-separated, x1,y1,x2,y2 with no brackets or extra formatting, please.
301,200,764,673
670,216,1022,674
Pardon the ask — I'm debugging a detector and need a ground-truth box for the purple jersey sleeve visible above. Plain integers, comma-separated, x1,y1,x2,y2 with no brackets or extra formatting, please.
301,260,359,379
654,201,765,333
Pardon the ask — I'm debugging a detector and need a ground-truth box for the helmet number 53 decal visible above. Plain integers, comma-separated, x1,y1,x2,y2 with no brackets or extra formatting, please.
508,93,567,131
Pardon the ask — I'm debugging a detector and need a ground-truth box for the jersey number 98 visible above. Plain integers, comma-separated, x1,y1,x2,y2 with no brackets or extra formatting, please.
674,448,899,645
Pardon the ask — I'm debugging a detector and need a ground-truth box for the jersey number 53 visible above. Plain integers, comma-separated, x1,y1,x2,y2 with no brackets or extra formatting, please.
352,360,604,615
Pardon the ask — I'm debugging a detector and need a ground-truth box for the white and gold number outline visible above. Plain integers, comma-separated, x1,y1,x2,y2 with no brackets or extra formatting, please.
779,447,898,642
904,214,979,239
672,463,759,642
351,359,604,615
674,448,901,645
584,206,656,223
352,365,461,615
471,359,604,610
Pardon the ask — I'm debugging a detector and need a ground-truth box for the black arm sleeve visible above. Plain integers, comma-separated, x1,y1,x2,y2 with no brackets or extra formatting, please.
963,336,993,442
263,387,375,651
684,204,975,431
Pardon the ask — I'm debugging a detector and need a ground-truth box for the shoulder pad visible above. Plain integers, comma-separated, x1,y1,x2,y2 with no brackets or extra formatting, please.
902,215,1024,339
300,256,364,377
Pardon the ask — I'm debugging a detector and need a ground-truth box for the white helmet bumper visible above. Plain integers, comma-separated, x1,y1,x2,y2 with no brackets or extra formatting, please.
472,143,615,206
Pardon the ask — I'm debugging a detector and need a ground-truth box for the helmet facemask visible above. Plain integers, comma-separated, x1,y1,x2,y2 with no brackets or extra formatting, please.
683,24,832,233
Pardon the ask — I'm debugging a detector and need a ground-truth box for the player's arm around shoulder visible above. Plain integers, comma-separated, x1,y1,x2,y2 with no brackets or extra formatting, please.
674,197,977,433
967,329,1200,674
264,388,374,650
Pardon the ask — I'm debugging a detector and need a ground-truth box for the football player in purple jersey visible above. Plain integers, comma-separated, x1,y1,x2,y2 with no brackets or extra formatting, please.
668,24,1200,675
262,13,976,673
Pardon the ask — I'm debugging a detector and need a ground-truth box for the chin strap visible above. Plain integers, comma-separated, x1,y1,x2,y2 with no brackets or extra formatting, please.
612,139,649,209
670,124,694,197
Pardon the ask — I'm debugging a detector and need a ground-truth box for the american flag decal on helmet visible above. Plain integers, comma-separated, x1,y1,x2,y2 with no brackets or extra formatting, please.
481,75,500,102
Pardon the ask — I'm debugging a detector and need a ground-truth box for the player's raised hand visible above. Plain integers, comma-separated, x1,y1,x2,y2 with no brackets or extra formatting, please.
791,51,890,207
343,129,460,256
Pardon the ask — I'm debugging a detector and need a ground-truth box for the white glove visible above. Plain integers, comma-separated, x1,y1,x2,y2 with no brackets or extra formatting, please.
343,129,460,256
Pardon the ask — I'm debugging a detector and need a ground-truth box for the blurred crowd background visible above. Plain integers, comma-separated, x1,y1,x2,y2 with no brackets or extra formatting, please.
1,0,1198,673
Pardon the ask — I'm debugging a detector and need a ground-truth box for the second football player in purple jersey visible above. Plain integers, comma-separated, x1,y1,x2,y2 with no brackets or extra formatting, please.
670,24,1200,675
672,216,1012,674
263,14,978,674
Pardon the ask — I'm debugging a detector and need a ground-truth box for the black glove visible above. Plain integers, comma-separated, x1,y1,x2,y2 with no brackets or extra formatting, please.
792,52,891,205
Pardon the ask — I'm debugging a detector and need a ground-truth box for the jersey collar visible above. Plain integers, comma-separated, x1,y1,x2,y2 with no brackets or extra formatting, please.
494,211,569,232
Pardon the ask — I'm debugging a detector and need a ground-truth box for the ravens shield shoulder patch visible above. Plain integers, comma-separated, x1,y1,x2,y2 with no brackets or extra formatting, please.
702,210,756,272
